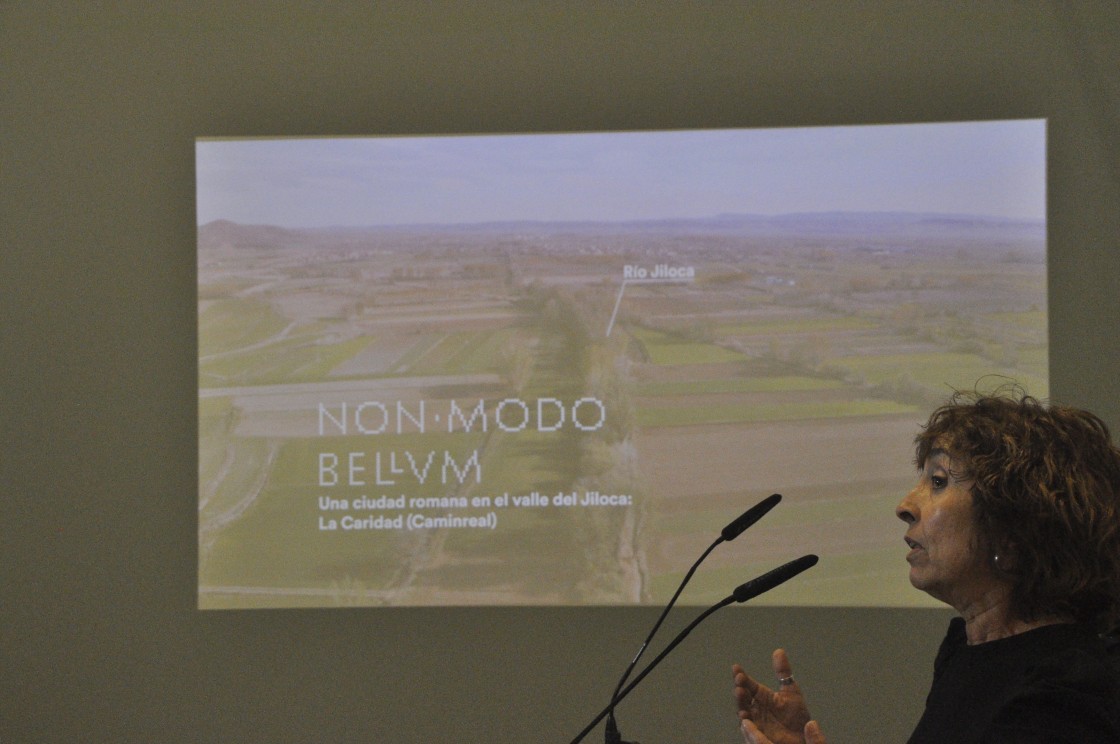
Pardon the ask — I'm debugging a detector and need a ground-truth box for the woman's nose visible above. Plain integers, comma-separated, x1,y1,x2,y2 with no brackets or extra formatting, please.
896,488,918,524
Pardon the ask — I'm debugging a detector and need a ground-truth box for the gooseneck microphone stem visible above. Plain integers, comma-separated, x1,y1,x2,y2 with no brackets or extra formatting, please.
569,553,818,744
604,535,719,741
603,493,781,744
575,596,735,744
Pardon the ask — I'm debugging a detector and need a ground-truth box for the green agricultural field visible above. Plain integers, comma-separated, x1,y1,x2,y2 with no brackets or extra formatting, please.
636,376,846,397
199,309,628,605
198,396,234,450
200,335,371,387
406,329,519,376
637,399,917,428
200,431,488,588
198,395,274,528
389,332,448,373
715,316,879,336
1010,345,1048,381
471,428,578,499
199,437,276,528
442,329,521,375
985,309,1046,329
630,328,748,365
829,351,1048,399
199,298,289,357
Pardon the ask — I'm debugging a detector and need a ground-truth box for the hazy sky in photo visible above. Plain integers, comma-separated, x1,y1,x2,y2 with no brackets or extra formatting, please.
196,120,1046,228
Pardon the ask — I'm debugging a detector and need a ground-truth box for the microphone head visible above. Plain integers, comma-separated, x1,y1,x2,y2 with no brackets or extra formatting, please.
733,554,819,603
721,493,782,542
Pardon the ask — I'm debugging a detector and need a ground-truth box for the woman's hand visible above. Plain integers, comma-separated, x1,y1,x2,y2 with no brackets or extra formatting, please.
741,719,827,744
733,649,826,744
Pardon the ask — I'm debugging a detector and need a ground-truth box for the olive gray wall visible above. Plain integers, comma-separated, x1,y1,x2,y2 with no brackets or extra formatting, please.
3,3,1117,742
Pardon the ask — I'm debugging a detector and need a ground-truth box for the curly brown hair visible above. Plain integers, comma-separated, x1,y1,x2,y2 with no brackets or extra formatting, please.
914,389,1120,633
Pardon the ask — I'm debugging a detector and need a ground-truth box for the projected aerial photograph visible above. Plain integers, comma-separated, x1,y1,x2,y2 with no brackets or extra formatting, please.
197,122,1047,609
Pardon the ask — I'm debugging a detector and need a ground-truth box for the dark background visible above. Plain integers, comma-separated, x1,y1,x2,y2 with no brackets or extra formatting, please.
3,3,1118,741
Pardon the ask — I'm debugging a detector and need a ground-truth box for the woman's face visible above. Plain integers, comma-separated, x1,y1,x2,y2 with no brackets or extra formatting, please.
896,446,997,610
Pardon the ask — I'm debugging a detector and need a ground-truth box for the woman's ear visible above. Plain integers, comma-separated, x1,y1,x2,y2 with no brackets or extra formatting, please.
991,544,1018,574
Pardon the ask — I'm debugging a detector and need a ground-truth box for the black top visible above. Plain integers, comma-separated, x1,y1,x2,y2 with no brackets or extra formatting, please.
907,617,1120,744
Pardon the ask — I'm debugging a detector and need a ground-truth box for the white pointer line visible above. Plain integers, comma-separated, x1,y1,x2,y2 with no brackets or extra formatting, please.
605,278,692,337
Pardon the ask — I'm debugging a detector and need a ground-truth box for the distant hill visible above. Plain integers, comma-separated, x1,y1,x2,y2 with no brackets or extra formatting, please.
199,212,1044,247
198,219,311,249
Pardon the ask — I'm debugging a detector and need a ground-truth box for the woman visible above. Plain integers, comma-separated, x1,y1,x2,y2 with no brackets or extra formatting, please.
733,391,1120,743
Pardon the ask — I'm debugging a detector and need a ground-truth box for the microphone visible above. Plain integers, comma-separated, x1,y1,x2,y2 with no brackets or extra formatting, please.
722,492,782,542
603,495,781,743
734,551,824,605
570,553,819,744
733,553,819,603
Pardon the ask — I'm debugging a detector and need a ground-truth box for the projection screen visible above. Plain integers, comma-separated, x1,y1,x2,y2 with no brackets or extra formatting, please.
197,120,1046,609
